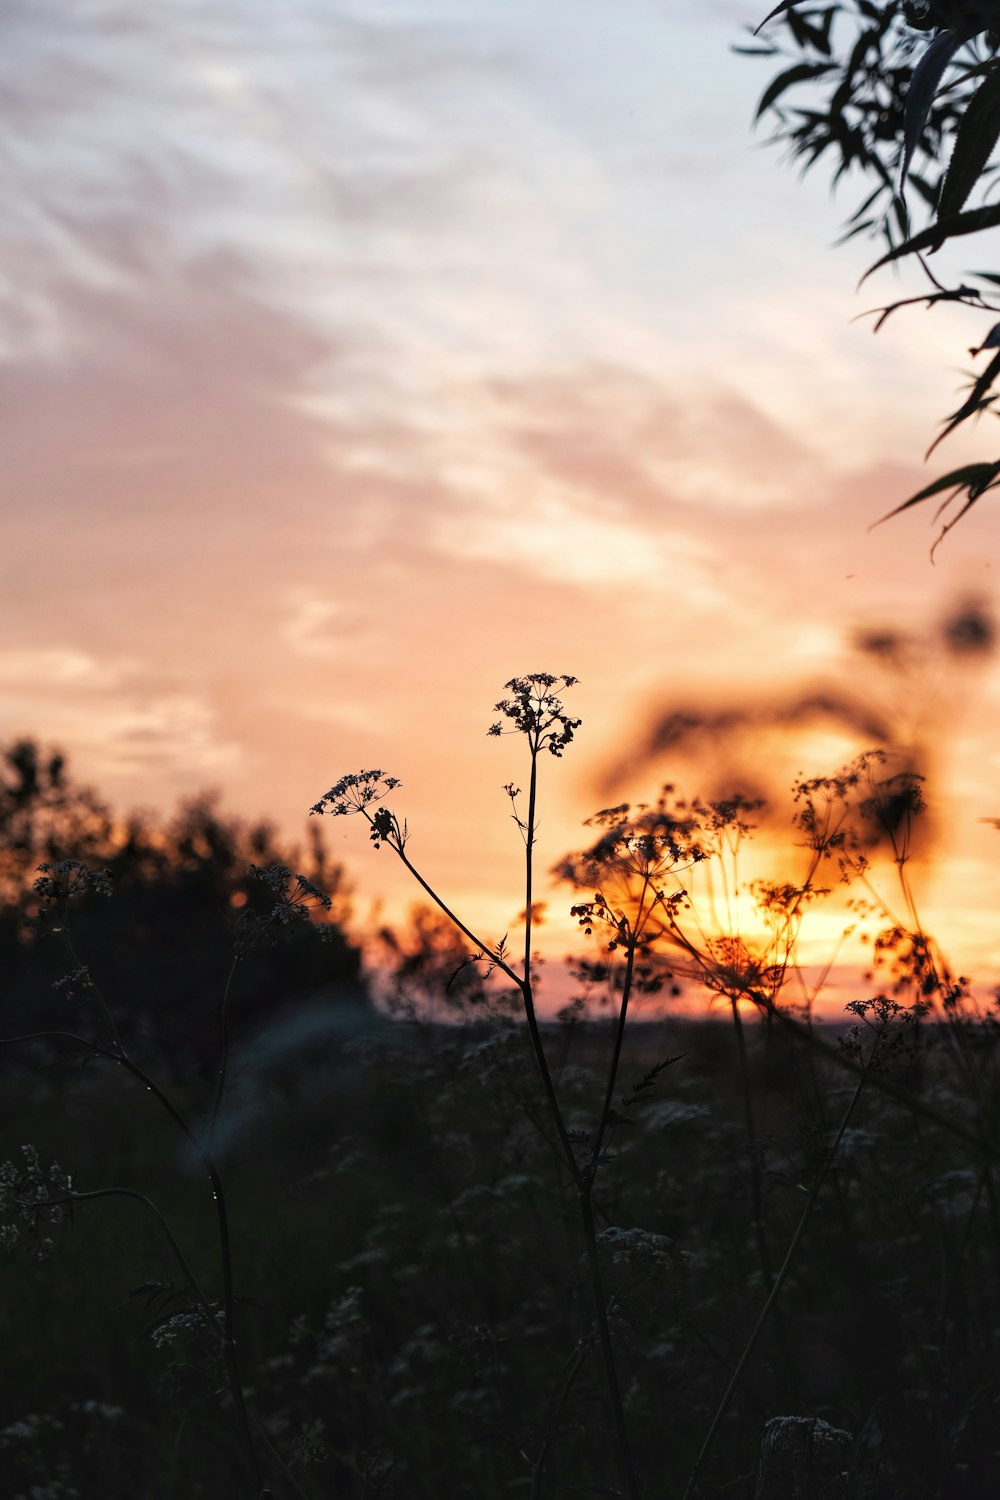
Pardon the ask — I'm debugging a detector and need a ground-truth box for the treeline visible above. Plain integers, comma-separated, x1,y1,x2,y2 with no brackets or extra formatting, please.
0,739,368,1070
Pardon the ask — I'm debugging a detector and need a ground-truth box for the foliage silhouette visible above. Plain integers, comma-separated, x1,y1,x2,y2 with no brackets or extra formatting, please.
0,738,367,1069
746,0,1000,542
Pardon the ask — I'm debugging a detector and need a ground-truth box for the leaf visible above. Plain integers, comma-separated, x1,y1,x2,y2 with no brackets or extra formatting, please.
927,347,1000,454
970,319,1000,354
754,61,836,120
872,461,1000,528
863,200,1000,278
899,29,966,198
754,1,805,36
937,64,1000,222
907,171,941,209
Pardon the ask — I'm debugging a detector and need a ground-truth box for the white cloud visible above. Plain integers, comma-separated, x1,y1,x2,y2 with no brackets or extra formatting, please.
0,647,134,690
429,477,727,601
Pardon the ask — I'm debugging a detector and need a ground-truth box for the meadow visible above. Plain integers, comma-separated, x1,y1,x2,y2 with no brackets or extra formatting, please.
2,678,999,1499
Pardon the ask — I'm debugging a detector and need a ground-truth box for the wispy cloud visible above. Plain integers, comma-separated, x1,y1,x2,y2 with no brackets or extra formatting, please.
3,1,1000,990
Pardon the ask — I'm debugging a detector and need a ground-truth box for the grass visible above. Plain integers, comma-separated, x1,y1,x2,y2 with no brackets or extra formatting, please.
2,672,1000,1498
3,1015,999,1496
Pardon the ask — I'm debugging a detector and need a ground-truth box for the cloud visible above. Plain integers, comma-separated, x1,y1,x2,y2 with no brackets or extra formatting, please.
0,675,242,780
0,648,134,691
480,365,819,514
2,0,999,987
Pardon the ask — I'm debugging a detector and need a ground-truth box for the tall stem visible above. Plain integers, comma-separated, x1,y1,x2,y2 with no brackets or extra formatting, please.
591,939,637,1178
682,1065,869,1499
578,1187,642,1500
517,745,580,1179
38,1187,214,1322
730,997,774,1288
526,742,638,1494
210,952,242,1138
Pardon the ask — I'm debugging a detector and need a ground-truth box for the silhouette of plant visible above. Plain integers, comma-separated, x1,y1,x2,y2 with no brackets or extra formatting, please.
313,674,645,1499
746,1,1000,540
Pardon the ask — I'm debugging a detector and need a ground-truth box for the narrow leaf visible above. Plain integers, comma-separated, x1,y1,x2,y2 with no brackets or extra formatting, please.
863,200,1000,278
900,30,965,198
937,64,1000,222
872,461,1000,527
754,1,804,36
927,347,1000,454
755,61,836,120
930,492,986,559
970,320,1000,354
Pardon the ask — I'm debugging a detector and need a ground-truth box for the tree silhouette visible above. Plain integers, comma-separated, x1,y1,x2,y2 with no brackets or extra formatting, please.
0,740,368,1071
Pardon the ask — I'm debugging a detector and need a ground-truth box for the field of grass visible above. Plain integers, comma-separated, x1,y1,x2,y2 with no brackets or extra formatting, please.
2,1002,999,1499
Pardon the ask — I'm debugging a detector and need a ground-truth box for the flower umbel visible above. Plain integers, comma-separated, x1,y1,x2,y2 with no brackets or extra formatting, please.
557,793,704,953
234,864,333,953
311,771,407,851
488,674,581,757
310,770,401,818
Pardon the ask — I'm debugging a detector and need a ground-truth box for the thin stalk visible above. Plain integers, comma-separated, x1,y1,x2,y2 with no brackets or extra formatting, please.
378,783,579,1180
210,951,243,1137
752,1009,1000,1160
521,975,579,1179
249,1413,310,1500
382,728,636,1495
530,1341,590,1499
524,741,539,983
578,1188,641,1500
682,1066,869,1499
590,939,638,1176
729,997,774,1288
35,1187,214,1323
526,746,639,1497
515,746,577,1170
573,930,643,1498
62,920,126,1057
388,844,520,987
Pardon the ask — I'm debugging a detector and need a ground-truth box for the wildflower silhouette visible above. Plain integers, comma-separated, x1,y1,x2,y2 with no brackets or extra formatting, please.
312,674,642,1500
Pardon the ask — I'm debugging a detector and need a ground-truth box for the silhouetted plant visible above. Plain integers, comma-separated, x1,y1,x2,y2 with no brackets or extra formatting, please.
313,675,647,1499
746,1,1000,540
311,674,1000,1497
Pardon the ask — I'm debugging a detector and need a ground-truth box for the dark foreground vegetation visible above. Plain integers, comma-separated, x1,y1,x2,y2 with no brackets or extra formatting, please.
2,1011,1000,1498
2,697,1000,1499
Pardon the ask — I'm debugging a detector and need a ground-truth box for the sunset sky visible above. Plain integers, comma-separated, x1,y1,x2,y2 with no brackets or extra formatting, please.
5,0,1000,1011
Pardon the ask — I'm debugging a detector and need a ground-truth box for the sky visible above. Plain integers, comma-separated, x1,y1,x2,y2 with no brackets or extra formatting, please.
5,0,1000,1013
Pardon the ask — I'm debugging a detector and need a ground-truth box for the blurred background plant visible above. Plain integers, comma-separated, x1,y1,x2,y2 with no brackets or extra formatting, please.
0,738,367,1074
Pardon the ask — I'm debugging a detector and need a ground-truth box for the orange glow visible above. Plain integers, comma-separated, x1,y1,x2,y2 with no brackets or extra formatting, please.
3,4,1000,1025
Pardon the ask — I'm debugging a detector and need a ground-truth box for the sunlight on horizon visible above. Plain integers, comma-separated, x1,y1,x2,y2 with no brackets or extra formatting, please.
3,1,1000,1020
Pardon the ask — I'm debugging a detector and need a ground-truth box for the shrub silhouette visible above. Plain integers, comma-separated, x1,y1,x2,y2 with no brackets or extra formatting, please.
0,739,368,1068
